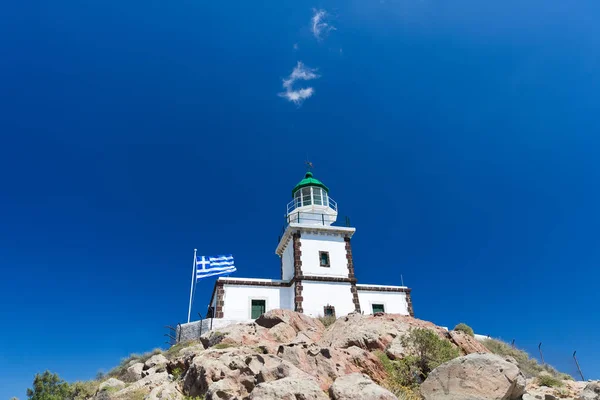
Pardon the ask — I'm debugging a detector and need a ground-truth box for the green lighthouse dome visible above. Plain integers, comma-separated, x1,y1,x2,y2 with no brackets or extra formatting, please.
291,171,329,198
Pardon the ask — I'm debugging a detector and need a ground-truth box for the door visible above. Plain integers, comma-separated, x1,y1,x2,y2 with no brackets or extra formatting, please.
251,299,266,319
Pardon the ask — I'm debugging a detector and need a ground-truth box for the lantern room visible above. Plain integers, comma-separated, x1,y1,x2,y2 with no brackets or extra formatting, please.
286,171,338,226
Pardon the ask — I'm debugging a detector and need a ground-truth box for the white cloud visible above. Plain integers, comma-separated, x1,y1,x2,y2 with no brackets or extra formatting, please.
311,9,335,40
293,43,299,50
278,62,320,105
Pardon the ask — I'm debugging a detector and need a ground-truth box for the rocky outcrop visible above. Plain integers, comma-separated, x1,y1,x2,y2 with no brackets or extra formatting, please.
182,347,315,398
110,372,170,399
87,310,583,400
125,362,144,381
329,373,398,400
320,312,486,357
144,354,168,370
256,308,325,342
248,377,329,400
98,378,125,391
579,382,600,400
420,353,526,400
448,330,489,354
275,343,387,390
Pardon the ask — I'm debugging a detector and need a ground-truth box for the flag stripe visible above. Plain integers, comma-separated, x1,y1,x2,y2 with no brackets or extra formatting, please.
196,267,236,280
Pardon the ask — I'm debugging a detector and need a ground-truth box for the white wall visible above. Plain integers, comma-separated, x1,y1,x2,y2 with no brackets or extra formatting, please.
222,285,291,321
301,281,355,317
300,233,348,278
357,290,409,315
281,240,294,281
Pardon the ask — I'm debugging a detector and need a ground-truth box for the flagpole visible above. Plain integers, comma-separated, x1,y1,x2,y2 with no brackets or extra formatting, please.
187,248,197,323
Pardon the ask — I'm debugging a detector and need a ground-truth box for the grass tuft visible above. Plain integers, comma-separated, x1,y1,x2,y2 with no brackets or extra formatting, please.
453,323,474,337
318,315,336,328
537,374,564,388
483,338,572,379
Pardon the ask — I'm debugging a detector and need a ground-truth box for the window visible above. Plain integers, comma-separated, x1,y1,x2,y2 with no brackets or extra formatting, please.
294,190,302,208
302,187,312,206
251,299,266,319
324,305,335,317
372,304,385,314
313,187,322,205
319,251,330,267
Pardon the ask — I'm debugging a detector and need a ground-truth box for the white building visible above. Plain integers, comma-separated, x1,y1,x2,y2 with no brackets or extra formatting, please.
205,171,414,322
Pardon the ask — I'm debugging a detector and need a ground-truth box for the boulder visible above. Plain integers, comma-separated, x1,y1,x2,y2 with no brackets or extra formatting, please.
447,330,490,355
256,309,325,342
126,362,144,381
420,353,526,400
578,382,600,400
320,313,448,352
146,381,183,400
144,354,168,370
182,347,313,398
276,343,387,390
248,377,329,400
112,371,170,399
98,378,125,391
329,373,397,400
205,378,240,400
200,323,273,350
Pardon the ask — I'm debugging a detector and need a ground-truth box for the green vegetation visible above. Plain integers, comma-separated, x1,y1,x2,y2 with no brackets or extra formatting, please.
453,323,474,337
483,338,572,380
128,388,148,400
537,374,564,388
183,396,206,400
375,328,459,397
171,367,183,380
27,371,72,400
70,381,100,400
318,315,336,327
108,348,163,378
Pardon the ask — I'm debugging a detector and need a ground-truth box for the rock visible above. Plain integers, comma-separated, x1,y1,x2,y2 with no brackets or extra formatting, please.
144,354,168,370
256,309,325,342
329,373,397,400
578,382,600,400
205,378,240,400
385,335,408,360
146,381,183,400
98,378,125,391
248,377,329,400
126,362,144,381
182,347,313,398
545,395,558,400
320,312,448,352
275,343,387,390
447,330,490,355
420,353,526,400
112,371,170,399
200,323,273,350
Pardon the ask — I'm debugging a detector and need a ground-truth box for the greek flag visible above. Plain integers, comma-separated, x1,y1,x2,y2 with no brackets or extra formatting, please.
196,254,236,280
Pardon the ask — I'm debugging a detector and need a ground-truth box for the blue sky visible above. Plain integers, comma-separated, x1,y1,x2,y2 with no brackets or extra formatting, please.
1,0,600,397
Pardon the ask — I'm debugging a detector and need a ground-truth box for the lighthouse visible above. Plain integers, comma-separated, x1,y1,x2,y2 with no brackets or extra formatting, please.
200,170,413,326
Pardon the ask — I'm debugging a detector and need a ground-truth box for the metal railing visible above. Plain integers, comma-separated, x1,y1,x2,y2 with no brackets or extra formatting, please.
286,196,338,215
285,212,351,227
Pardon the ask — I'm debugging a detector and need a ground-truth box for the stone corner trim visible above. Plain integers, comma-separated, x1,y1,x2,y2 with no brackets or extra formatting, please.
292,231,304,313
344,236,361,313
214,282,225,318
406,291,415,317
